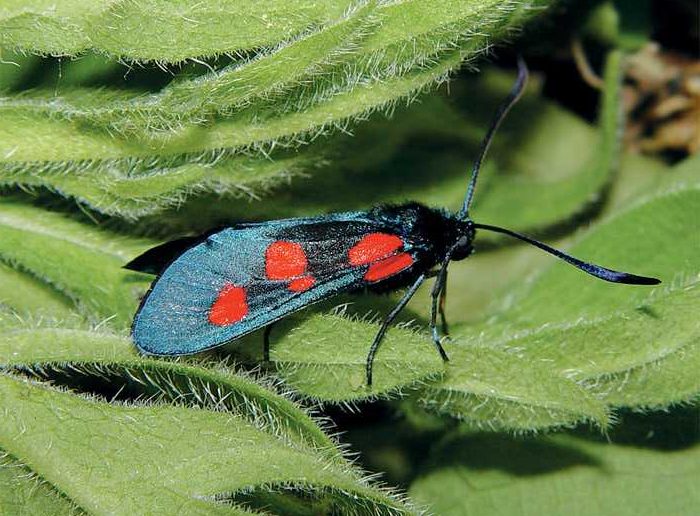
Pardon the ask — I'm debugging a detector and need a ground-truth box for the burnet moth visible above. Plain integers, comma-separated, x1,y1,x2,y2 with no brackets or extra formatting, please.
127,59,660,386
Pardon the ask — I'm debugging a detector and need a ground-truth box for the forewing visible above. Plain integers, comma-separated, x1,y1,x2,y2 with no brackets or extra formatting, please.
132,214,385,355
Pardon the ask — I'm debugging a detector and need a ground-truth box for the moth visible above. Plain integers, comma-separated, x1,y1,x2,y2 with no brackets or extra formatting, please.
127,59,660,386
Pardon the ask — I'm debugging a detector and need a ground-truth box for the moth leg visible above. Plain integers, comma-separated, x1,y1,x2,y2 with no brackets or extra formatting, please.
366,273,426,387
430,263,451,362
263,323,276,363
438,270,450,337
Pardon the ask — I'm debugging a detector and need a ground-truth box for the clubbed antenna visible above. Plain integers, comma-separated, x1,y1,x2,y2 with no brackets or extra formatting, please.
474,223,661,285
458,57,529,219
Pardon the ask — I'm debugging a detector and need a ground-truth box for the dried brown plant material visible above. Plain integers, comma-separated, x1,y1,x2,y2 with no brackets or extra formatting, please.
623,43,700,156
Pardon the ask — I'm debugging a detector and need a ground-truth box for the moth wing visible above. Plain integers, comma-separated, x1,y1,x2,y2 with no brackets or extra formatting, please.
132,215,382,355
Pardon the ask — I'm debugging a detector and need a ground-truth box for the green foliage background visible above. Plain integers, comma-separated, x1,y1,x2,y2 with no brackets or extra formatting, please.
0,0,698,514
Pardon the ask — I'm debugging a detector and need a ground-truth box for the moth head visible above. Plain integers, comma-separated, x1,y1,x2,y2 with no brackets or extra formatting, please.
449,220,476,262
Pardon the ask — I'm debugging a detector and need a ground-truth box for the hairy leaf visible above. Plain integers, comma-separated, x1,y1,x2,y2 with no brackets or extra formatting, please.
0,48,40,91
270,312,444,402
502,282,700,408
0,374,414,515
471,50,623,233
0,453,79,516
0,262,75,319
0,0,355,61
0,327,345,462
409,176,699,429
500,184,697,328
2,153,317,219
416,345,610,431
0,1,553,219
8,2,377,136
0,50,463,161
0,200,152,326
410,434,700,516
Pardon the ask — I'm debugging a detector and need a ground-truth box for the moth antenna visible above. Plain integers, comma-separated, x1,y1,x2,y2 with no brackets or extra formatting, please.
474,223,661,285
458,57,528,219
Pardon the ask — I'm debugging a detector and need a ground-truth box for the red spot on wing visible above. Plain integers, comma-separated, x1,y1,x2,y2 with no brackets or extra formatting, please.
265,241,316,292
288,275,315,292
266,241,308,280
348,233,403,266
364,253,414,282
209,284,248,326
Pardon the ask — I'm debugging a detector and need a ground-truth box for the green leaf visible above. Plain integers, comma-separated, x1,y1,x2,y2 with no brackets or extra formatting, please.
499,282,700,409
1,0,549,141
0,50,463,162
0,200,152,326
0,453,79,516
0,262,75,319
0,1,554,219
0,373,415,515
592,338,700,409
0,326,344,460
416,345,610,431
8,2,377,137
500,184,698,329
105,1,379,134
270,312,444,402
410,175,700,430
123,56,623,226
0,52,464,218
409,434,700,516
0,0,355,61
0,48,40,91
471,50,623,233
2,153,317,219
